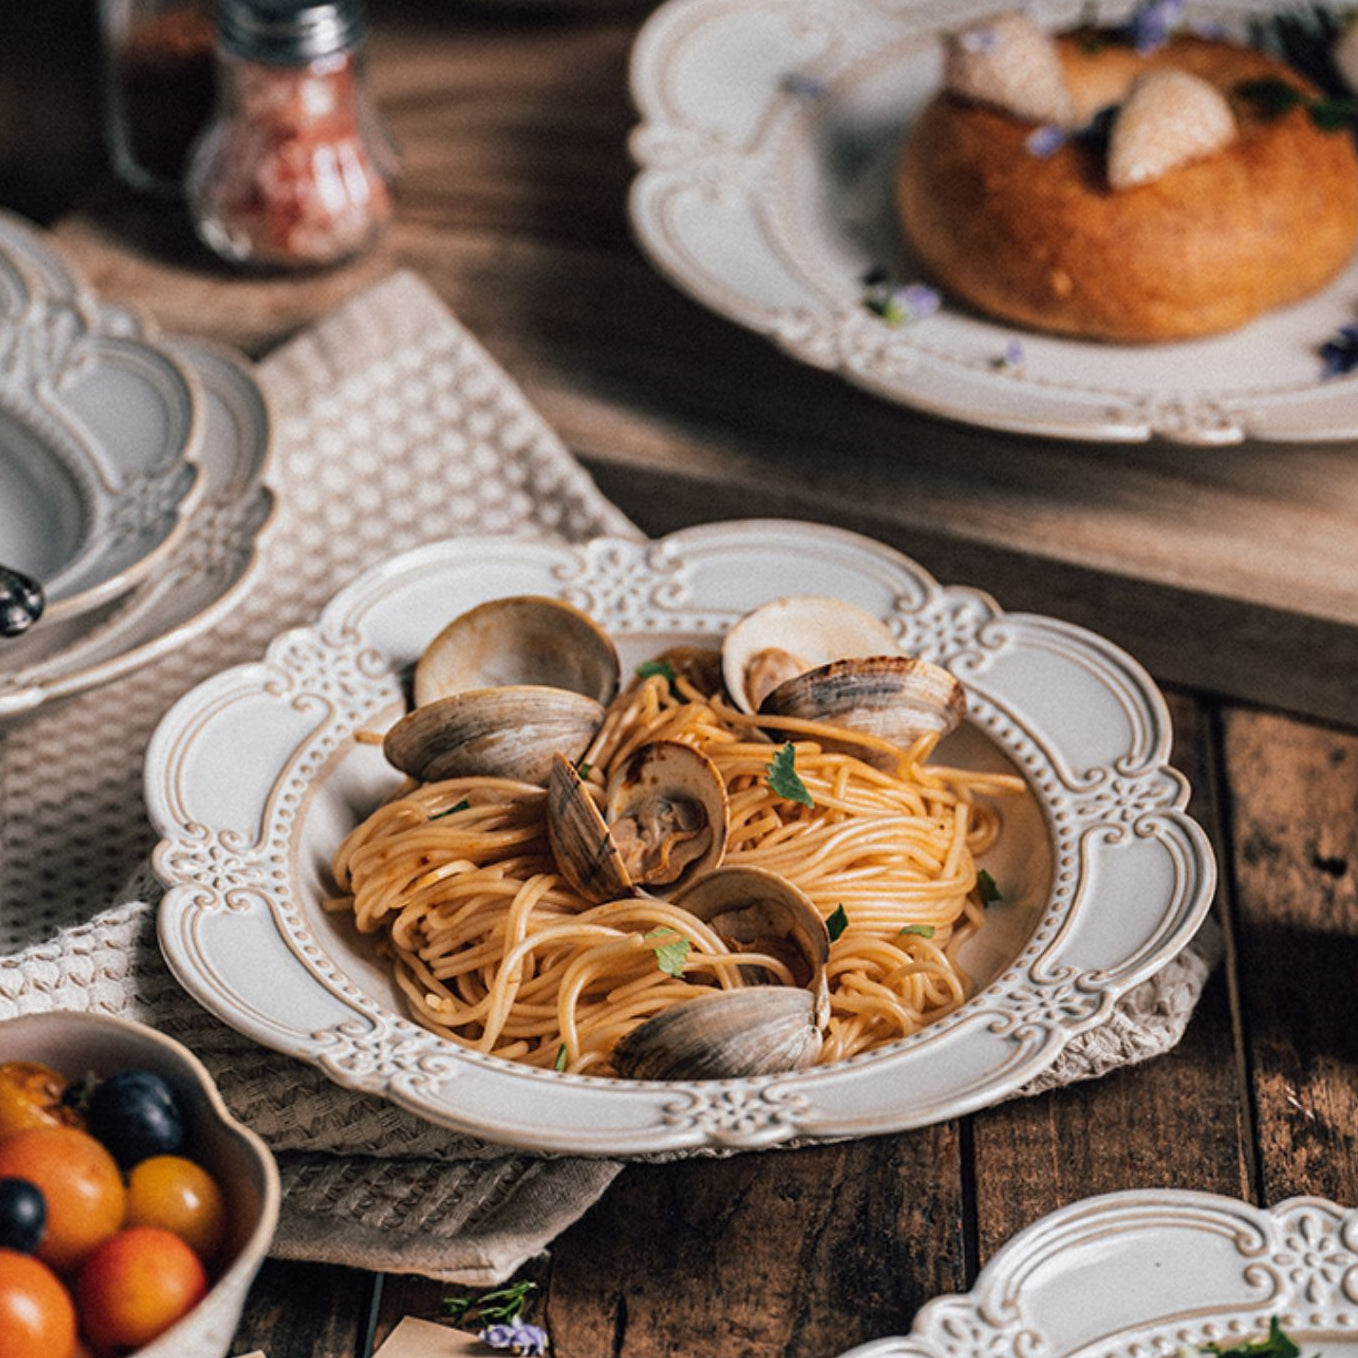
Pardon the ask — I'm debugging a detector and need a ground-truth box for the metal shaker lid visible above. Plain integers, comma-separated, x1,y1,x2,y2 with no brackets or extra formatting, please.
217,0,365,64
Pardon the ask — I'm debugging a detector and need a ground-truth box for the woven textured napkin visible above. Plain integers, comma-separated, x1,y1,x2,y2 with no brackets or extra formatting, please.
0,269,1222,1284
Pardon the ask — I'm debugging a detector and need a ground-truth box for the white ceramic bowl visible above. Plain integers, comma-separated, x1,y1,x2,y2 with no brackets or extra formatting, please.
0,1010,280,1358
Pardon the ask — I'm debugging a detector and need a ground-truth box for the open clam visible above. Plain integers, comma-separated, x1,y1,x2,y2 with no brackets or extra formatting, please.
547,741,728,904
721,594,965,760
612,866,830,1081
383,596,620,786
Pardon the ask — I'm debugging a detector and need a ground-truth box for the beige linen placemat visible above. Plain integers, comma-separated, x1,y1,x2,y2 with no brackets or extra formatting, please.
0,270,1221,1284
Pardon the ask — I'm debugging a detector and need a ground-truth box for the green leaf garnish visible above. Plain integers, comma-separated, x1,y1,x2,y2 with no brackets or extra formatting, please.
431,798,471,820
1201,1318,1300,1358
575,761,592,779
1235,77,1304,117
646,928,692,978
1309,97,1358,130
899,923,936,938
975,869,1002,904
554,1043,568,1072
766,742,814,807
636,659,677,688
443,1280,539,1324
827,904,849,941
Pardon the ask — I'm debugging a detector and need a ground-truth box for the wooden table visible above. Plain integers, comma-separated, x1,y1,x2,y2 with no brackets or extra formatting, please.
3,2,1357,1354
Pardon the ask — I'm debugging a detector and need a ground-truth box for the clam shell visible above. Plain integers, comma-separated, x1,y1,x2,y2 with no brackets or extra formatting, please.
547,742,730,904
760,655,965,751
414,595,619,708
611,987,822,1081
721,594,901,714
384,687,604,785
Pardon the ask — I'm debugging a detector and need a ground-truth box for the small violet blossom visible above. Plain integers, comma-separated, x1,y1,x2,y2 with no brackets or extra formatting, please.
780,72,829,98
959,25,1000,52
995,338,1026,370
1128,0,1184,53
1025,124,1067,157
478,1320,550,1356
1319,322,1358,378
865,280,941,326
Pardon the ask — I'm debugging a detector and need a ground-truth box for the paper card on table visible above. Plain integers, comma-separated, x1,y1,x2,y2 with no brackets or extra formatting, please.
374,1315,491,1357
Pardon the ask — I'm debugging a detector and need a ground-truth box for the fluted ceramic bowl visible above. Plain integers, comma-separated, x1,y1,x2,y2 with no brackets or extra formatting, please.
0,1010,280,1358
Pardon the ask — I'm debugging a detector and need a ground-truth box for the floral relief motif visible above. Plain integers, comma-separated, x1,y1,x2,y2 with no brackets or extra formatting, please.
925,1300,1036,1358
1069,770,1184,828
106,466,197,543
990,975,1108,1035
0,298,93,386
158,824,272,912
1270,1203,1358,1308
554,538,691,629
660,1084,813,1144
312,1021,462,1091
893,594,1002,668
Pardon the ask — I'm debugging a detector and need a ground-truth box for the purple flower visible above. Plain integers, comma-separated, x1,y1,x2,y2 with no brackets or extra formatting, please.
1319,321,1358,377
780,72,828,98
864,279,940,326
959,25,999,53
1025,124,1067,157
478,1321,549,1355
995,338,1026,370
1128,0,1184,53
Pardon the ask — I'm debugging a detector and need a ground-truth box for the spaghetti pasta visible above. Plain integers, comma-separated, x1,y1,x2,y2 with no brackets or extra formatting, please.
329,652,1026,1077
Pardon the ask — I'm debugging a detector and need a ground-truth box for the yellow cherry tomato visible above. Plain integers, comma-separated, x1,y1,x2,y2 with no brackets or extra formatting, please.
124,1156,225,1262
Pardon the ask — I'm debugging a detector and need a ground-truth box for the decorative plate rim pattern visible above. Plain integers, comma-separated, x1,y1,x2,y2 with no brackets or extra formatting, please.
833,1189,1358,1358
626,0,1358,445
0,212,277,718
146,520,1215,1155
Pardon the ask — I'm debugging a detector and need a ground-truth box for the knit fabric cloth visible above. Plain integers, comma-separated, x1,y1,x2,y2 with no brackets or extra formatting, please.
0,269,1221,1284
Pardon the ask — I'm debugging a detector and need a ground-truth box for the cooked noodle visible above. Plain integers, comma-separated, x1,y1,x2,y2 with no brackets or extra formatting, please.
328,661,1026,1075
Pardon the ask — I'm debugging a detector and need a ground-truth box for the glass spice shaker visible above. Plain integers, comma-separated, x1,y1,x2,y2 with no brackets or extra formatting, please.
186,0,396,270
100,0,218,196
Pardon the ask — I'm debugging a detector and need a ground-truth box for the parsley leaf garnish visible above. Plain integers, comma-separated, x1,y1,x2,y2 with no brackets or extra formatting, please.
899,923,936,938
636,659,677,688
1235,77,1304,117
575,761,592,779
975,869,1002,904
431,798,471,820
554,1043,568,1072
1201,1318,1300,1358
646,928,691,978
827,905,849,941
766,742,813,807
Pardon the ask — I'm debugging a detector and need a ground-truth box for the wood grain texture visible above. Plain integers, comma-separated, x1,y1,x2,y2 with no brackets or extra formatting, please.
1223,708,1358,1207
231,1260,377,1357
374,1130,964,1358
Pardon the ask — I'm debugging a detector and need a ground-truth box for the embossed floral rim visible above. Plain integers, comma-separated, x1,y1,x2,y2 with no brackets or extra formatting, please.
834,1190,1358,1358
147,521,1216,1155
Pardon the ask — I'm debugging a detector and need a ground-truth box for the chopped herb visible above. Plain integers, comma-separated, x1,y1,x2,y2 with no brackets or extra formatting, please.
827,904,849,941
899,923,937,938
1235,77,1305,117
431,798,471,820
864,280,941,327
861,264,889,287
646,928,691,978
554,1043,568,1072
1309,96,1358,130
575,761,592,779
636,659,677,687
766,742,814,807
444,1280,540,1325
1201,1318,1300,1358
975,869,1003,904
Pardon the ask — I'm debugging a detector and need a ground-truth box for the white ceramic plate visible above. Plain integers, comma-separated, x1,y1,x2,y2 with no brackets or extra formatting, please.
628,0,1358,445
836,1190,1358,1358
0,212,203,620
146,520,1215,1155
0,332,276,716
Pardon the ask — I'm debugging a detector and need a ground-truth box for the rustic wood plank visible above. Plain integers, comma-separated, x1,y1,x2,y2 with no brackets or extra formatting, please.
968,692,1251,1265
372,1132,964,1358
1222,707,1358,1206
229,1259,378,1358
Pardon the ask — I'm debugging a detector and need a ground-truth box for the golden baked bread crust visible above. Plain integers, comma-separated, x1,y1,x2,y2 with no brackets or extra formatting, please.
896,34,1358,341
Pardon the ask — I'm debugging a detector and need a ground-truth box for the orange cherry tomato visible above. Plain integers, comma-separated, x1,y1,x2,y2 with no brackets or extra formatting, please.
0,1063,80,1142
124,1157,226,1262
76,1227,207,1356
0,1247,77,1358
0,1129,125,1273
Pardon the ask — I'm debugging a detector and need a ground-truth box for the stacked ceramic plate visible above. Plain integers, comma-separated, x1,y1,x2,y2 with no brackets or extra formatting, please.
0,209,275,717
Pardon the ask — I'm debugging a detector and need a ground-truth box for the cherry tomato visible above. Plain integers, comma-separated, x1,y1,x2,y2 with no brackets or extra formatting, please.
0,1178,46,1254
76,1227,206,1356
86,1071,184,1170
124,1156,225,1262
0,1129,125,1274
0,1063,79,1141
0,1247,76,1358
